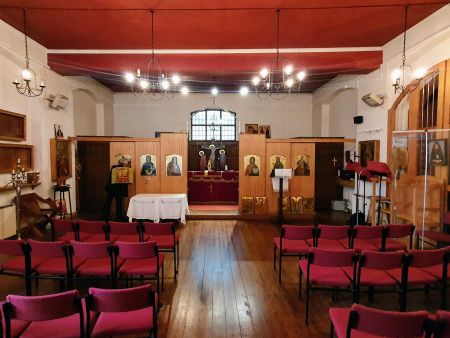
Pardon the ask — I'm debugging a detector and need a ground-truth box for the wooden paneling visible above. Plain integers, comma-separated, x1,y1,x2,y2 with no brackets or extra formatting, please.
239,134,266,212
290,143,315,200
110,141,136,204
135,140,161,194
265,142,291,215
160,133,188,194
0,110,26,141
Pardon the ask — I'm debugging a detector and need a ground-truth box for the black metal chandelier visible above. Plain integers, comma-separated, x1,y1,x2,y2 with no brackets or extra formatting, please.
13,9,45,97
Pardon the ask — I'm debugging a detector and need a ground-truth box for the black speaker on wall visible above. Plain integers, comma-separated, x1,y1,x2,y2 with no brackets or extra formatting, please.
353,116,363,124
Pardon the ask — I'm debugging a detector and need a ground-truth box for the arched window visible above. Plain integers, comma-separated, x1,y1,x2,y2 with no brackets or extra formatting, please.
190,109,237,141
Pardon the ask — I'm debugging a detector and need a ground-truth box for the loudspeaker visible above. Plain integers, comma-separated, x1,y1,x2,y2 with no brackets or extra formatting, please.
353,116,363,124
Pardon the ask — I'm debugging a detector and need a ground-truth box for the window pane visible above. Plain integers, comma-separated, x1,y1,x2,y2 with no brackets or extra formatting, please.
192,111,206,124
221,111,235,125
207,110,220,124
192,126,206,140
207,125,219,140
221,126,235,140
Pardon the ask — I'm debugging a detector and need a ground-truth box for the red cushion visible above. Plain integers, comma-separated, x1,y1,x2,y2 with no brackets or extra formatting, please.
119,255,165,276
357,268,400,287
81,234,107,242
0,256,46,273
113,235,140,243
149,234,180,249
57,232,77,242
299,260,353,287
274,238,311,254
34,257,68,275
422,231,450,244
142,234,150,242
75,258,114,276
317,239,347,250
353,239,379,252
91,306,154,337
78,232,92,242
420,265,443,279
108,234,121,243
387,267,438,285
383,239,407,251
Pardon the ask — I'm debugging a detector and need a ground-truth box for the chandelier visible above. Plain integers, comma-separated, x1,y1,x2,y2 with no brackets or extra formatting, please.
124,10,188,100
391,5,426,95
13,9,45,97
251,9,306,100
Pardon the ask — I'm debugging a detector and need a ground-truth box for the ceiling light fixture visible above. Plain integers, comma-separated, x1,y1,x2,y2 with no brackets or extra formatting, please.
13,9,45,97
251,9,306,100
124,10,187,100
391,5,426,94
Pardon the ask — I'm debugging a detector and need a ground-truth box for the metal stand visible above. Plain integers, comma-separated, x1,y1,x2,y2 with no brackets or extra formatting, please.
14,184,22,240
277,177,285,225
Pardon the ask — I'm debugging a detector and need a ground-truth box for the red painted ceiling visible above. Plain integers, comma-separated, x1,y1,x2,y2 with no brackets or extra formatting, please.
0,1,447,92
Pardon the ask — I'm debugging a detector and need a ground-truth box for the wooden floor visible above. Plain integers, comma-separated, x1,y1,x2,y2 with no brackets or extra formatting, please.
0,219,446,338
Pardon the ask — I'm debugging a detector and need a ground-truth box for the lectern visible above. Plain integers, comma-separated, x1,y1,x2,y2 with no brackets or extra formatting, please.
273,169,292,225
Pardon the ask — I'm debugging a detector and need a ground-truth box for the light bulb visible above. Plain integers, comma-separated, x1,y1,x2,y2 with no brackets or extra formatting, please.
136,69,141,78
296,71,306,81
260,68,269,79
413,68,427,80
252,76,260,86
172,74,181,85
140,80,149,89
125,72,135,83
266,82,270,90
284,65,293,75
285,78,294,88
181,86,189,95
391,68,401,82
21,68,32,81
239,86,249,96
211,87,219,96
161,79,170,90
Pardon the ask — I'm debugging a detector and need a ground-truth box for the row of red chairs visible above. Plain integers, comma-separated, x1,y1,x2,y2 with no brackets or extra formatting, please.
0,284,157,338
274,224,415,283
300,247,449,325
0,239,164,296
329,303,450,338
51,219,180,281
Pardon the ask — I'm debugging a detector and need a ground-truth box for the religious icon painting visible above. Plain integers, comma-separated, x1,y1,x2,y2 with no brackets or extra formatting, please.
358,140,380,167
244,155,261,176
294,155,311,176
259,125,271,138
140,154,157,176
241,197,254,215
114,154,132,167
282,197,291,213
291,197,304,214
429,139,447,166
303,197,315,213
254,197,267,214
245,124,259,134
166,154,182,176
269,155,286,177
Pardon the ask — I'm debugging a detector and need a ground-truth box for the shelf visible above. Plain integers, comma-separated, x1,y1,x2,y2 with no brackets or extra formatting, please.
336,177,355,188
0,182,41,192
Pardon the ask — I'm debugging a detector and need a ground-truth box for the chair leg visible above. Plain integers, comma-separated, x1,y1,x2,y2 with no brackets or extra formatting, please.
25,275,32,296
368,286,374,303
400,287,407,312
299,267,302,300
278,252,282,284
441,281,447,310
336,287,340,303
330,320,334,338
162,263,165,292
59,276,65,291
157,273,160,294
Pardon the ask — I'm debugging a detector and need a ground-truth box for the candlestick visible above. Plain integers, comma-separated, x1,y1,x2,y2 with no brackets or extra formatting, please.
17,158,21,164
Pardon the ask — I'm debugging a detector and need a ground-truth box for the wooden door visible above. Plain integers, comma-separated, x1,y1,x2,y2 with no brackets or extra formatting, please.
314,143,344,210
77,141,110,213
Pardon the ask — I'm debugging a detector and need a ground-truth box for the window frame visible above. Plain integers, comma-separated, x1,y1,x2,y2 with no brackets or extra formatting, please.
190,109,237,141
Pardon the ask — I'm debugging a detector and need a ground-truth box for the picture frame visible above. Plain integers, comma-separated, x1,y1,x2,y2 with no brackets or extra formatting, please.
429,139,447,166
0,109,26,141
241,197,254,214
254,197,267,214
358,140,380,167
245,124,258,134
259,125,271,138
50,139,72,183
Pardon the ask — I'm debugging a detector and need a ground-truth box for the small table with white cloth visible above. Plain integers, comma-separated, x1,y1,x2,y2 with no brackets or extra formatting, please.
126,193,189,223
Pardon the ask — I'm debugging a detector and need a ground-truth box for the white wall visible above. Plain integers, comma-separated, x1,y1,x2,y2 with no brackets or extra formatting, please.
114,93,313,139
0,19,114,238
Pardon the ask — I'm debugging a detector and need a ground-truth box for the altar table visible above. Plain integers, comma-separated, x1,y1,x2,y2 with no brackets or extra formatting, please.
127,193,189,223
188,171,238,204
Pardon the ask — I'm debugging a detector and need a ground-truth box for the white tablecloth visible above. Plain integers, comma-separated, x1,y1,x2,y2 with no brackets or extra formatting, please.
127,194,189,223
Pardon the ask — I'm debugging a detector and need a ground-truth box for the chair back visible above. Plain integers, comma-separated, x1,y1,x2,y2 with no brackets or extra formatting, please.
0,240,26,256
70,241,111,259
317,225,350,240
108,221,140,235
51,218,75,240
347,303,431,337
4,290,81,322
77,220,106,234
282,225,314,240
386,224,415,239
88,284,154,313
143,222,175,236
353,225,383,239
360,250,405,270
309,247,355,267
435,310,450,338
28,240,65,258
408,248,449,268
116,241,157,259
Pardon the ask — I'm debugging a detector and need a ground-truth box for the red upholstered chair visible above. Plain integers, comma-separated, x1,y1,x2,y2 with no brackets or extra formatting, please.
116,241,165,294
0,240,33,295
2,290,85,338
435,310,450,338
50,218,79,242
329,303,433,338
143,222,179,281
351,225,384,252
86,284,157,338
77,220,109,242
69,240,118,288
1,301,29,338
355,250,408,307
382,224,415,251
108,221,141,243
273,224,314,283
299,248,357,325
316,225,351,250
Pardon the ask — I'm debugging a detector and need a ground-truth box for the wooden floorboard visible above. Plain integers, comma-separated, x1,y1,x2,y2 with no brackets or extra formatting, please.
0,219,447,338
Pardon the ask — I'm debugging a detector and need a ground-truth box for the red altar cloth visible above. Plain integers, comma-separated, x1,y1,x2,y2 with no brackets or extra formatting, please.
188,171,239,204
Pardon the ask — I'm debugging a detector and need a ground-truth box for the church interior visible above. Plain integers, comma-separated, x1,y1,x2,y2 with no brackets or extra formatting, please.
0,1,450,337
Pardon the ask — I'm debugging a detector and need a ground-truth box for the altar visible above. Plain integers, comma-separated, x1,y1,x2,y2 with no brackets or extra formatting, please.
188,171,238,204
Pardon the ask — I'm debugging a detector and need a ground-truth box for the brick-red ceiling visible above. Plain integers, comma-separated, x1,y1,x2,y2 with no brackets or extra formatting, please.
0,1,447,92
